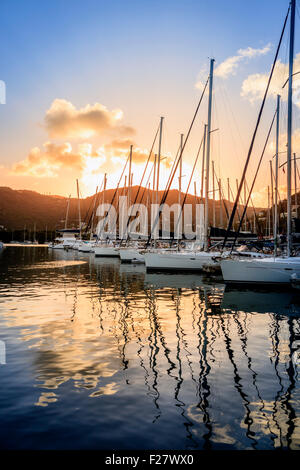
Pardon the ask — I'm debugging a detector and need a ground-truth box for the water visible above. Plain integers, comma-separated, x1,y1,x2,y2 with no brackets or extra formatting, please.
0,247,300,450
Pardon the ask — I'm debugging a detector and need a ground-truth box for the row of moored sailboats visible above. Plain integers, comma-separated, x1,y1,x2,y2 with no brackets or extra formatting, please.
50,0,300,285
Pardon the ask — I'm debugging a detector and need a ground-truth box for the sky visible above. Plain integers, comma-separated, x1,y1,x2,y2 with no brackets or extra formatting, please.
0,0,300,206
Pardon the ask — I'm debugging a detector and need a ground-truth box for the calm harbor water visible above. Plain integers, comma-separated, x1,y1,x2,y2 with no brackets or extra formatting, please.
0,246,300,450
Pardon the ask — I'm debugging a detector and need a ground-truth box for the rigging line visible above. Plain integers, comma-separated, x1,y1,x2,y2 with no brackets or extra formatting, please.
138,161,154,205
146,75,209,246
172,135,204,240
119,124,160,243
245,180,263,234
231,109,277,251
212,166,229,221
157,77,209,208
138,137,181,209
83,181,104,233
229,184,242,224
83,178,105,234
96,152,130,241
150,137,182,214
222,5,290,249
163,143,181,197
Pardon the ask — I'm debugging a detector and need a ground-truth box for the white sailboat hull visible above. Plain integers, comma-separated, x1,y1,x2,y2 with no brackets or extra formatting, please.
221,257,300,284
119,249,145,263
144,251,221,271
78,243,94,253
94,246,120,257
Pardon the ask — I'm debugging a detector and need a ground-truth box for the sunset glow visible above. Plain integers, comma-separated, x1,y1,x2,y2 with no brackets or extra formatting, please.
1,0,300,207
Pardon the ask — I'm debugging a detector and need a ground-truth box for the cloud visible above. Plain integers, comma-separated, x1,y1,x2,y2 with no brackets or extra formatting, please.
241,52,300,105
44,99,135,139
11,142,106,178
105,138,173,166
10,134,174,196
215,43,271,79
195,43,271,89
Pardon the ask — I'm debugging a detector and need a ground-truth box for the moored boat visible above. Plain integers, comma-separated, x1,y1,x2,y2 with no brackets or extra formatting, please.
144,250,221,271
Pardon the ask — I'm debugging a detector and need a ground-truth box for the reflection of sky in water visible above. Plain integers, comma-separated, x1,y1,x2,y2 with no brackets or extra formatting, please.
0,247,300,450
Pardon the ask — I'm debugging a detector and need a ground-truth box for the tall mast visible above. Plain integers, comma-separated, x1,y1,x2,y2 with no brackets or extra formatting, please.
270,160,274,239
204,58,214,251
76,179,81,240
156,117,164,206
147,182,150,211
65,194,71,230
123,175,127,204
227,178,230,203
294,152,297,217
212,160,216,228
128,145,133,207
152,154,157,204
267,184,270,237
287,0,295,257
274,94,280,255
178,133,184,206
102,173,107,242
244,181,247,231
201,124,207,199
219,178,223,228
90,186,98,240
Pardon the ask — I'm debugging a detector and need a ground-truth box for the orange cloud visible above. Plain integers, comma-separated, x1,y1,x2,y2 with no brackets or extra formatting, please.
11,142,106,178
44,99,135,139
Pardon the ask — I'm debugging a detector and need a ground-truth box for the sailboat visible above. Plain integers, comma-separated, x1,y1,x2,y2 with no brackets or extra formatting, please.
221,0,300,284
94,172,120,257
145,59,222,272
78,185,100,253
118,122,163,264
118,142,145,263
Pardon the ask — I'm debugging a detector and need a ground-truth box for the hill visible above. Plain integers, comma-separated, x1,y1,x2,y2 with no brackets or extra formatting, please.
0,185,265,236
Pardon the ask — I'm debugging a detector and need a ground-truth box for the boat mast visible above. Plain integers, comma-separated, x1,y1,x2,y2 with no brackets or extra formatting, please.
274,94,280,256
204,58,214,251
244,181,247,232
287,0,295,257
212,160,216,228
270,160,274,239
156,117,164,207
152,154,157,204
267,185,270,237
178,133,184,206
90,186,98,240
76,179,81,240
201,124,207,200
294,152,297,217
65,194,71,230
227,178,230,203
128,145,133,207
219,178,223,229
